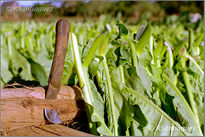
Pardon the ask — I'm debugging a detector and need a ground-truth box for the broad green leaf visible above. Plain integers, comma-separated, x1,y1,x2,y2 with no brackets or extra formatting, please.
9,48,34,81
125,86,189,136
162,71,203,136
28,58,48,86
35,47,52,76
1,56,13,86
137,62,152,98
149,65,167,105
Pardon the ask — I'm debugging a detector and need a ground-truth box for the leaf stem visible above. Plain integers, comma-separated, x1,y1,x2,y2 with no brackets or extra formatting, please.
150,36,154,64
182,72,202,134
162,73,203,136
119,65,125,84
71,33,96,134
125,86,188,136
102,55,118,136
186,54,204,75
129,40,138,73
71,33,112,135
71,33,93,104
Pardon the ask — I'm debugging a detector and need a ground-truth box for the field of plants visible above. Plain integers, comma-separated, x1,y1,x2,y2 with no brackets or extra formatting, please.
1,14,204,136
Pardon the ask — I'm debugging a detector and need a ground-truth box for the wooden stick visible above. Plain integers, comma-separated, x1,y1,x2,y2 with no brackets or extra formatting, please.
1,86,84,131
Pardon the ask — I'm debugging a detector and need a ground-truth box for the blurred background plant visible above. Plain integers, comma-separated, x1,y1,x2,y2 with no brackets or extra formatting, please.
1,1,203,22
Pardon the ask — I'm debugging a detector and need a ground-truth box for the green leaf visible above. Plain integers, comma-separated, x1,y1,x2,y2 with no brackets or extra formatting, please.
118,95,134,136
129,121,143,136
35,47,52,77
132,105,148,127
67,72,78,86
9,49,34,81
173,39,187,57
125,86,189,136
1,55,13,86
88,56,104,78
83,33,107,68
62,42,74,85
149,65,167,105
102,56,121,136
135,24,152,55
137,62,152,97
194,34,204,48
70,33,112,136
116,23,128,40
162,72,203,135
28,58,48,86
98,33,110,56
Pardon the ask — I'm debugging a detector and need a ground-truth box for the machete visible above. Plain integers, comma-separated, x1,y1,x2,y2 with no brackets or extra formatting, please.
44,19,70,123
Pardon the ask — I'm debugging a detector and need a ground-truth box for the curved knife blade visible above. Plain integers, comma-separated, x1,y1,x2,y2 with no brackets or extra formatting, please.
44,19,70,123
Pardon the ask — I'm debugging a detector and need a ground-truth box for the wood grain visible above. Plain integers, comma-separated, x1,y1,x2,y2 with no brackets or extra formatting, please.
1,126,58,136
1,124,93,136
1,86,84,131
37,124,93,136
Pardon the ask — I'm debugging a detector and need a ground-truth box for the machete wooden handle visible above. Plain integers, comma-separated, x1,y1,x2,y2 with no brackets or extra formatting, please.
46,19,70,99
